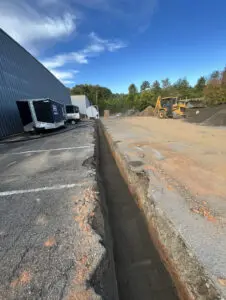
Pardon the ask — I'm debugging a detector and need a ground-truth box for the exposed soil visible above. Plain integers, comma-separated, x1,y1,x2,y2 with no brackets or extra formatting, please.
139,106,155,117
109,117,226,219
186,104,226,126
98,127,178,300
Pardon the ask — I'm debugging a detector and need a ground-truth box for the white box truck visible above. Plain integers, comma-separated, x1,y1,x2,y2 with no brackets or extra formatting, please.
71,95,91,116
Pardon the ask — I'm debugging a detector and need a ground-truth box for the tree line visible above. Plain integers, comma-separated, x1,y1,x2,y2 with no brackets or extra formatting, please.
70,68,226,113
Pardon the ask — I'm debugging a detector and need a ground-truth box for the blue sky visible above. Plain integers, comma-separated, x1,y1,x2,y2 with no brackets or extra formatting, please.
1,0,226,93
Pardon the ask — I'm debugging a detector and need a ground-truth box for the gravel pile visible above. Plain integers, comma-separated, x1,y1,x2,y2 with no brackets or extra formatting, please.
186,104,226,126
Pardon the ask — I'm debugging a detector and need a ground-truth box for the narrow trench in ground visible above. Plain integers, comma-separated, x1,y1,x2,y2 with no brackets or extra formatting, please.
98,128,179,300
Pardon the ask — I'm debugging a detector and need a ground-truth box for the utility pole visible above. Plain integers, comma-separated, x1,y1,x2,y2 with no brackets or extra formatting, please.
95,90,99,118
96,91,98,106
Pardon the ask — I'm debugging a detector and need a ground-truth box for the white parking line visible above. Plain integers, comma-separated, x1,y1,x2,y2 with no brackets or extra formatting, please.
0,183,82,196
6,161,17,167
8,146,93,155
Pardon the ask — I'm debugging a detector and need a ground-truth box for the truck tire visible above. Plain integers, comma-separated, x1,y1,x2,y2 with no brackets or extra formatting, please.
158,110,166,119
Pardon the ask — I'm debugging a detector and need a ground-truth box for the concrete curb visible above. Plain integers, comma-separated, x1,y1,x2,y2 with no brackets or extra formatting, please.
100,120,223,300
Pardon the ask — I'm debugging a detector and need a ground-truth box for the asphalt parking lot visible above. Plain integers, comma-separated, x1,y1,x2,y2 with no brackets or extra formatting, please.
0,121,106,300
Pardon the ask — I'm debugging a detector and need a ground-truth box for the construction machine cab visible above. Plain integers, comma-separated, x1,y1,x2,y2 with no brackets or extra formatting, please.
154,96,177,118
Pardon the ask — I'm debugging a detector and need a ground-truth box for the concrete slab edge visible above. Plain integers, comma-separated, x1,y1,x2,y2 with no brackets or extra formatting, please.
100,120,223,300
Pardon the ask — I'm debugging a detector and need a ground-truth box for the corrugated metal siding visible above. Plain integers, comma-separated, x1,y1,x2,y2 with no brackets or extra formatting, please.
71,95,91,115
0,29,71,138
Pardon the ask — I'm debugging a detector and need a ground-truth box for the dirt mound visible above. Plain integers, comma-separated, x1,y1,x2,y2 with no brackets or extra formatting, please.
186,104,226,126
202,109,226,126
125,109,139,116
139,106,154,116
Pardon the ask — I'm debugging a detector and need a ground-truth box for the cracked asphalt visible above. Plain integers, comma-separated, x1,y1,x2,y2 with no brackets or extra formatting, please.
0,121,104,300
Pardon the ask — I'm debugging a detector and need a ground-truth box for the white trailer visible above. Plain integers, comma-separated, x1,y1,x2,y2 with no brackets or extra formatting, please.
86,105,99,119
71,95,91,116
16,98,65,132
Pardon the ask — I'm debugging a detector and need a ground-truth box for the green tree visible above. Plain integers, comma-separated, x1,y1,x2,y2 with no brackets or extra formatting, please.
204,68,226,105
126,94,135,108
70,84,112,114
194,76,206,97
221,68,226,86
210,71,220,80
161,78,173,97
70,84,112,104
135,90,155,111
204,71,222,105
204,82,222,105
161,78,171,89
70,66,226,115
174,78,191,98
152,80,161,95
221,69,226,104
140,81,150,92
128,83,138,95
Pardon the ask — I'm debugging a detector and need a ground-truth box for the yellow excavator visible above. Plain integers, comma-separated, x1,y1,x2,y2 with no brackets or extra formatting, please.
154,96,186,119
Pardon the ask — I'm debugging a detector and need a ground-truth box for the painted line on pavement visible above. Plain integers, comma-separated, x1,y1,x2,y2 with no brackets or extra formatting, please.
8,146,93,155
0,183,82,197
6,161,17,167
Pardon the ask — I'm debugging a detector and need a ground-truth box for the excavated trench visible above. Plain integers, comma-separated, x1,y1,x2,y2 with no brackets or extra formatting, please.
98,126,179,300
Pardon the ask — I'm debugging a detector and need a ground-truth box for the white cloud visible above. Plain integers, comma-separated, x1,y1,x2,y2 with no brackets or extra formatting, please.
72,53,89,64
42,32,127,69
50,70,79,81
83,43,105,54
107,42,126,52
88,32,127,52
0,0,128,85
42,32,126,85
63,80,76,86
42,52,88,69
49,69,79,85
0,0,76,55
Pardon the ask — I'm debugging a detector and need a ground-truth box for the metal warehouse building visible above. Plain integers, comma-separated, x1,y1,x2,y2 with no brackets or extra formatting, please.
0,29,71,138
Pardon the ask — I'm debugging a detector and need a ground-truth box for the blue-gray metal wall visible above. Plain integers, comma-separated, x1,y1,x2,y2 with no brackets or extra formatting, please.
0,29,71,138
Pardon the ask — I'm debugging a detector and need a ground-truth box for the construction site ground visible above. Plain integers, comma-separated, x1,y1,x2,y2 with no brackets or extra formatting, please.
101,117,226,299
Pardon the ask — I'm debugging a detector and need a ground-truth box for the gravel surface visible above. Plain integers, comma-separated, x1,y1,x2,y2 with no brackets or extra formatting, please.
186,103,226,125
